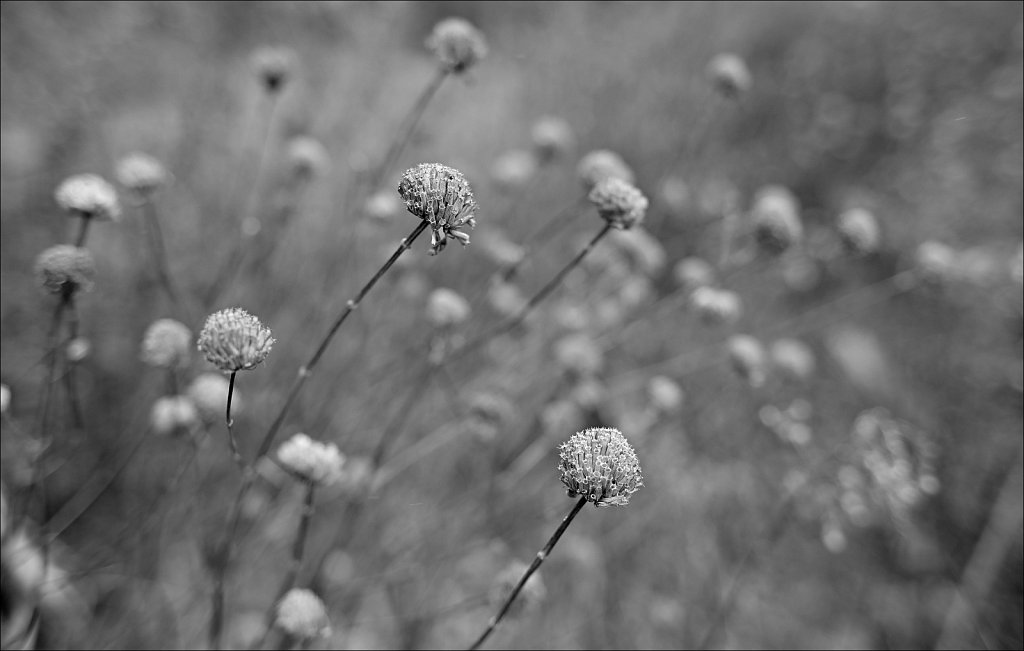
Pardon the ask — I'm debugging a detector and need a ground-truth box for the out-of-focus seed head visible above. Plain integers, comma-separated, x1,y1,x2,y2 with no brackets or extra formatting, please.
915,240,957,283
426,17,488,74
706,53,752,98
251,46,296,93
576,150,635,190
426,287,471,327
287,136,330,180
554,333,604,378
150,395,199,436
0,384,9,414
277,433,345,487
647,375,684,413
727,334,768,388
751,185,802,255
673,257,716,292
487,279,527,318
275,588,331,640
398,163,479,256
116,153,168,195
531,116,575,162
141,318,193,368
837,208,881,255
477,230,525,268
197,308,275,372
187,373,235,422
490,149,537,190
609,229,666,277
589,177,648,230
364,190,403,223
489,560,547,618
769,338,816,382
35,245,96,295
65,337,91,363
690,286,742,325
558,427,643,507
55,174,121,221
463,391,514,443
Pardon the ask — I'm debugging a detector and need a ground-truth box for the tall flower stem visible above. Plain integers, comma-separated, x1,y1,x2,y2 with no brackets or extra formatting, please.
225,371,242,466
73,215,92,248
62,296,84,429
468,497,588,650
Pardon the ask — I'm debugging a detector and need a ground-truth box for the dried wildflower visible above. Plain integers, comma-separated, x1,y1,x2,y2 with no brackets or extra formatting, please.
426,17,488,73
150,395,199,436
65,337,91,362
398,163,479,255
558,427,643,507
187,373,235,422
837,208,881,255
770,338,816,381
426,287,471,327
115,153,167,194
689,286,742,325
251,46,295,93
287,136,330,180
35,245,95,295
197,308,274,372
576,149,635,189
277,433,345,486
727,334,768,387
141,318,192,368
489,560,546,618
751,185,802,254
706,53,752,98
55,174,121,221
275,588,331,640
490,149,537,190
531,116,575,162
589,177,648,230
673,257,715,292
364,190,403,222
554,333,604,377
647,375,684,413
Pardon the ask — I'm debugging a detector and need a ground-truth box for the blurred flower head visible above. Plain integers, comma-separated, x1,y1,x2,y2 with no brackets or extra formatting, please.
187,372,235,422
275,588,331,640
0,384,9,414
706,52,752,98
690,286,742,325
837,207,881,255
277,433,345,486
477,229,525,268
65,337,91,362
55,174,121,221
463,391,515,443
609,229,666,277
531,116,576,162
426,287,471,327
769,338,816,382
915,240,957,283
426,17,488,74
489,560,547,618
35,245,95,295
197,308,275,372
364,189,403,222
487,279,527,318
490,149,537,190
115,153,168,195
577,149,635,189
558,427,643,507
398,163,479,256
674,257,716,292
727,334,768,387
751,185,802,255
251,45,296,92
589,177,648,230
554,333,604,377
647,375,684,413
141,318,192,368
150,395,199,436
287,136,330,180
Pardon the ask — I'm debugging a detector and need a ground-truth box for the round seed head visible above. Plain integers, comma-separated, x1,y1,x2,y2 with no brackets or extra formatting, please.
398,163,479,256
558,427,643,507
751,185,802,254
837,208,881,255
426,17,488,74
706,53,752,98
286,136,330,180
364,190,403,222
55,174,121,221
65,337,91,362
647,375,684,413
554,333,604,377
727,334,768,387
115,153,167,194
275,588,331,640
589,177,648,230
915,240,957,282
689,286,742,325
35,245,96,295
277,433,345,487
487,279,527,318
489,560,547,619
251,46,296,93
769,338,816,381
197,308,275,372
150,395,199,436
673,257,715,292
576,149,635,189
531,116,575,162
426,287,471,327
490,149,537,190
141,318,193,368
187,372,235,422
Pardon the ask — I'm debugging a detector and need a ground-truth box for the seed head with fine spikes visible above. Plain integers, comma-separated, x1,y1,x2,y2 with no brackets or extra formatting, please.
197,308,275,372
588,177,649,230
398,163,479,256
558,427,643,507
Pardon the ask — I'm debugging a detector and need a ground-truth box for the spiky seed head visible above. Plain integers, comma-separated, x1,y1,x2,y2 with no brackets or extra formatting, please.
150,395,199,436
727,334,768,387
769,338,816,381
706,53,752,98
197,308,275,372
576,150,635,189
275,588,331,640
648,375,684,413
689,286,742,325
490,149,537,190
589,177,648,230
531,116,575,162
286,136,330,180
426,17,488,74
187,373,235,422
55,174,121,221
558,427,643,507
837,208,881,255
141,318,192,368
489,560,547,618
277,433,345,487
673,257,715,292
115,153,167,194
554,333,604,377
398,163,479,256
35,245,96,295
751,185,802,255
426,287,471,327
65,337,91,362
251,46,295,93
915,240,957,282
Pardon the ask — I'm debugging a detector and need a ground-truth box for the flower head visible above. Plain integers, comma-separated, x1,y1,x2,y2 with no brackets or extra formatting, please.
576,150,635,189
915,240,957,283
673,257,715,292
0,384,11,414
727,334,768,388
531,116,575,162
426,287,471,327
277,433,345,486
589,177,648,230
837,208,881,255
275,588,331,640
55,174,121,221
751,185,802,254
554,333,604,378
490,149,537,190
66,337,91,362
706,53,752,98
398,163,479,256
286,136,330,180
187,373,235,422
647,375,684,413
558,427,643,507
197,308,275,372
116,153,167,194
141,318,192,368
150,395,199,436
364,190,403,222
770,338,816,381
251,46,296,93
35,245,96,295
426,17,488,74
690,286,742,325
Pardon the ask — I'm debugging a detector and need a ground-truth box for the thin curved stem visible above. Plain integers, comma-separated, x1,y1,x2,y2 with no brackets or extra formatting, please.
225,371,242,467
496,195,588,283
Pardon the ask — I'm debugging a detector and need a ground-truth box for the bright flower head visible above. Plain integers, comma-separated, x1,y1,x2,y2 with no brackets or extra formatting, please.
558,427,643,507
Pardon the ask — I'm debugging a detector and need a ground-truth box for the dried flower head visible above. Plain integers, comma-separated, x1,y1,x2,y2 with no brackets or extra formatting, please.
837,208,881,255
576,150,635,189
398,163,479,256
150,395,199,436
489,560,547,618
673,257,716,292
251,46,296,92
116,153,167,194
752,185,802,254
531,116,575,162
187,373,235,422
770,338,816,381
706,53,752,98
426,287,471,327
277,433,345,486
35,245,96,295
141,318,192,368
275,588,331,640
287,136,330,180
558,427,643,507
55,174,121,221
426,17,488,73
609,229,666,277
490,149,537,190
197,308,275,372
589,177,648,230
727,334,768,388
689,286,742,325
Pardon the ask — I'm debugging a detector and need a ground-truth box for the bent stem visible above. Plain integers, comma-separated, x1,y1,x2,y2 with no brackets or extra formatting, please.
469,497,588,650
225,371,242,467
